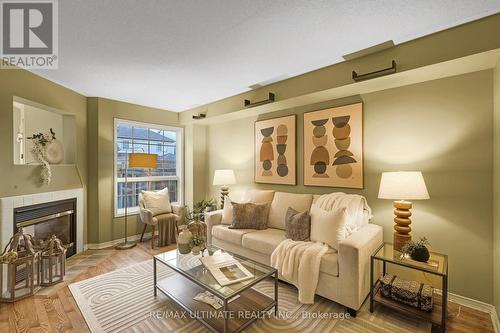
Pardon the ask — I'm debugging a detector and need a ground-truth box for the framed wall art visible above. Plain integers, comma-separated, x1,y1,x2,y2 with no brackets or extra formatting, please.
303,102,363,188
254,115,296,185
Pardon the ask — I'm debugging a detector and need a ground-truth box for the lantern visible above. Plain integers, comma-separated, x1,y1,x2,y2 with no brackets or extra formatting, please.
187,213,207,249
40,235,67,286
0,228,40,302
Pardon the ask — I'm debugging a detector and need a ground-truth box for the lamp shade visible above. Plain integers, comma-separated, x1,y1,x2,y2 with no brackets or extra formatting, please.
378,171,429,200
213,169,236,186
128,153,158,168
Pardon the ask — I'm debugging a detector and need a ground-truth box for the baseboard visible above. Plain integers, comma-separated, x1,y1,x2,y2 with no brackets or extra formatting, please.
85,232,153,250
437,290,500,332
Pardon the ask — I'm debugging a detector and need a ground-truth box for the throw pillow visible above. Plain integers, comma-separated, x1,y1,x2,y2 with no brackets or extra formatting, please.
221,190,274,225
285,207,311,241
141,188,171,216
310,204,348,250
229,202,268,230
221,196,248,225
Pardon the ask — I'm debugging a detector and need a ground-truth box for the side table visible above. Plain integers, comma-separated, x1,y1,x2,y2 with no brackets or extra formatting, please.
370,243,448,332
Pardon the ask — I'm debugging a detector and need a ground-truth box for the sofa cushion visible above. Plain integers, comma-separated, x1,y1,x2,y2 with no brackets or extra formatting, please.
242,228,286,255
320,251,339,277
242,189,275,206
268,192,313,230
211,225,255,246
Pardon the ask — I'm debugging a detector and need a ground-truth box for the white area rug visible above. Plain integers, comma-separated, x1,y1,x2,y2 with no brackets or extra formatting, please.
69,260,431,332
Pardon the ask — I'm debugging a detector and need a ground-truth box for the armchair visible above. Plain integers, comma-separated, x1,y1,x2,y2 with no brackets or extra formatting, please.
138,192,186,248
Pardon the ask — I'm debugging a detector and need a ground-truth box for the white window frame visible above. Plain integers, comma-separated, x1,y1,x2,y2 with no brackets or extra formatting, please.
114,118,184,217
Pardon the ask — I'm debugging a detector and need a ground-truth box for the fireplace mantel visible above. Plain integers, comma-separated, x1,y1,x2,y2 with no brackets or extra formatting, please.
0,189,84,254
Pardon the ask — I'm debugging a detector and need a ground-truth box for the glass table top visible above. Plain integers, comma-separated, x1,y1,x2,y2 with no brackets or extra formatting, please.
372,243,448,276
154,245,276,299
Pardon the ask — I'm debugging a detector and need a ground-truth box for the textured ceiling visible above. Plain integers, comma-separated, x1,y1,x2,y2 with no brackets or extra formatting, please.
32,0,500,111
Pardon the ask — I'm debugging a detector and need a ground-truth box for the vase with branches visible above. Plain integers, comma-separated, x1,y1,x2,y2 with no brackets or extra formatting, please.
28,129,56,185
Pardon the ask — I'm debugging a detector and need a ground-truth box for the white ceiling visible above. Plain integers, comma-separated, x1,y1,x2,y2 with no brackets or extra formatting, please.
32,0,500,112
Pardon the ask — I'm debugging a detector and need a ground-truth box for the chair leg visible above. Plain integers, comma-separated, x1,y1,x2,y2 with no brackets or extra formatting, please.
139,224,147,242
151,225,156,249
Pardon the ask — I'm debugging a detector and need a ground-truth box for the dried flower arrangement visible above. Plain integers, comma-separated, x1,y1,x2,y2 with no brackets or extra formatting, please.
28,128,56,185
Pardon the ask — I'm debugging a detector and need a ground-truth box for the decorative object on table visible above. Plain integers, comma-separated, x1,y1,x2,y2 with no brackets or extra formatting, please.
380,273,395,297
191,198,217,221
0,227,40,302
303,103,363,188
187,215,207,244
193,291,241,309
28,128,63,185
190,234,205,255
213,169,236,208
117,153,158,250
39,235,67,286
254,115,296,185
379,274,434,312
200,252,254,286
378,171,430,251
400,237,431,262
177,225,192,255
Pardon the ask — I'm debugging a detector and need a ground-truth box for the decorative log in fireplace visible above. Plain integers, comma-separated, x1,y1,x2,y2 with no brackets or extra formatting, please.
13,198,76,257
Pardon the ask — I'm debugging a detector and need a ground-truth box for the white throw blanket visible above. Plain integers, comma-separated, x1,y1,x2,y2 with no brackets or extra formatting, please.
314,192,372,234
270,239,330,304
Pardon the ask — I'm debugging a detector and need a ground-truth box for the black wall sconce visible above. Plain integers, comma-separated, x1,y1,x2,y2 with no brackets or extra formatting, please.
352,60,397,82
244,92,275,108
192,113,206,120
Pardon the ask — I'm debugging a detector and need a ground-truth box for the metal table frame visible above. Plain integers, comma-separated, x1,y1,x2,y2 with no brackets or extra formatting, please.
369,243,448,333
153,250,278,333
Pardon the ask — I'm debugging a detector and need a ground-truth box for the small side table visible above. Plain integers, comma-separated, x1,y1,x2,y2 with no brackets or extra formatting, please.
370,243,448,332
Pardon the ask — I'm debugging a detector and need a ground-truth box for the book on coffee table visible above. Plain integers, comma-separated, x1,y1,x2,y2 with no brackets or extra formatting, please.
200,252,254,286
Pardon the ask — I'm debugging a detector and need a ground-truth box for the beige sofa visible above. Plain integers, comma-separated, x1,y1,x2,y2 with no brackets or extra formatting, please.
205,191,383,315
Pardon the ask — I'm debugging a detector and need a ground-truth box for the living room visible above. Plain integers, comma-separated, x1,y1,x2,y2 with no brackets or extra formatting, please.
1,1,500,332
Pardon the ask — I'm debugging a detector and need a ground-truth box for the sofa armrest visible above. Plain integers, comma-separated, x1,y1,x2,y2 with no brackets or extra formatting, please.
171,204,186,226
338,224,383,310
205,210,223,245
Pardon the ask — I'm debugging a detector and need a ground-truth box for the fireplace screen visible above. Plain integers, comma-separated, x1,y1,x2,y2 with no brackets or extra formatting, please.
14,199,76,257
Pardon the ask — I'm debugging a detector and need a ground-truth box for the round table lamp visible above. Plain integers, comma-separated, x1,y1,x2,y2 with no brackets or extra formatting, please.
378,171,429,251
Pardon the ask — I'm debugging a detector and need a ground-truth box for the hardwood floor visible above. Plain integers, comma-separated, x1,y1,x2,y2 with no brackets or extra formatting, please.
0,241,494,333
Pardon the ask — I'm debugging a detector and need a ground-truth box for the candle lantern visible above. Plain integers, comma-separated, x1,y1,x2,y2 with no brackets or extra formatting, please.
0,228,40,302
40,235,67,286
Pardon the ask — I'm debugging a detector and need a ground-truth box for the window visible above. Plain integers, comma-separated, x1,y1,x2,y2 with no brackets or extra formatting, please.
114,119,183,217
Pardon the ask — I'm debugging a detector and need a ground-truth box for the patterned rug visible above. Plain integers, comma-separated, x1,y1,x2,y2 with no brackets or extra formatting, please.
69,260,431,333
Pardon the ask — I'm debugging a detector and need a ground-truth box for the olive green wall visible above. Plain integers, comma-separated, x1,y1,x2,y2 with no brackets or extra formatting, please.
0,69,88,242
86,97,179,245
206,71,494,302
494,59,500,313
185,124,208,207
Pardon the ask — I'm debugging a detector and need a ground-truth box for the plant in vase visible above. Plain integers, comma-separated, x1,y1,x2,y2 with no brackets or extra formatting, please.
190,234,205,255
400,237,431,262
185,198,216,242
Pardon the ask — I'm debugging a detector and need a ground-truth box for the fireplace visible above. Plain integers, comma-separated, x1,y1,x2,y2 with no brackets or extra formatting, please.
13,198,76,257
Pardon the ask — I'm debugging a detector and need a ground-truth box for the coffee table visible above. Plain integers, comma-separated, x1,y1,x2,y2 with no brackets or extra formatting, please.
153,245,278,333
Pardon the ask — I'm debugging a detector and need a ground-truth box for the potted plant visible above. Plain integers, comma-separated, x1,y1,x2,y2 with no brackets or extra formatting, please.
401,237,431,262
187,198,217,222
190,234,205,255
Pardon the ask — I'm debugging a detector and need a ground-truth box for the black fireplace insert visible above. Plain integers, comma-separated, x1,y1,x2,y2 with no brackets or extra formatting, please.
13,198,77,257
